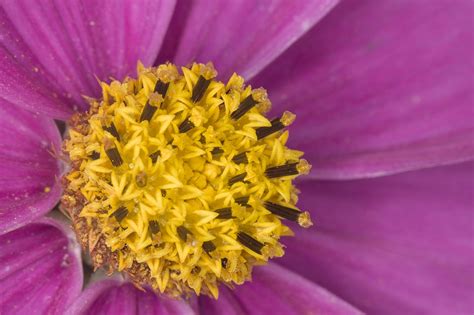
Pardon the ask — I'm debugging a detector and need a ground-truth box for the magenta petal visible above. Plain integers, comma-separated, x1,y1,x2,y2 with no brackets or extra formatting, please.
1,0,176,116
0,8,73,119
158,0,338,80
67,279,194,315
280,162,474,314
252,0,474,179
199,263,360,315
198,287,247,315
0,102,62,235
0,218,83,314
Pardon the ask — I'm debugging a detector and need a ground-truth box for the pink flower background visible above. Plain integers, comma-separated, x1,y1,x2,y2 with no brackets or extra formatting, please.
0,1,472,314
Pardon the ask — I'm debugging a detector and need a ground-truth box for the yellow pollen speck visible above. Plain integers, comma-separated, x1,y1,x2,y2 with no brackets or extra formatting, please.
281,111,296,126
61,62,312,299
199,62,217,80
44,186,51,193
298,211,313,228
148,92,163,107
297,159,312,175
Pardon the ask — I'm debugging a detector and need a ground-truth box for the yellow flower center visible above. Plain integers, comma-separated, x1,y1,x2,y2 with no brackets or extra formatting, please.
62,62,312,298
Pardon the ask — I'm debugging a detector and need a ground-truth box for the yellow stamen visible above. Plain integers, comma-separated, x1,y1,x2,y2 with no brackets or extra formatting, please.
62,62,312,299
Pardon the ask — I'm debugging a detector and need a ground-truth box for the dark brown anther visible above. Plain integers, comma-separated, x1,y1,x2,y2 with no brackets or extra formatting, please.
161,190,167,197
264,202,301,221
230,95,258,120
177,226,192,242
237,232,264,254
105,147,123,167
256,117,285,139
139,103,158,122
89,151,100,160
202,241,216,253
215,207,232,219
256,111,295,139
232,152,248,164
179,117,195,133
211,147,224,157
149,150,160,163
192,75,211,103
228,172,247,186
111,206,128,223
154,80,170,97
235,196,249,206
104,123,121,141
265,163,298,178
149,220,160,234
221,258,228,268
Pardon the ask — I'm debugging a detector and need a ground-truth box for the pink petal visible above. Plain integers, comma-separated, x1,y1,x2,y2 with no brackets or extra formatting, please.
0,101,62,235
199,263,361,315
198,287,247,315
252,0,474,179
0,8,74,120
280,162,474,314
0,218,83,314
158,0,338,80
1,0,176,118
67,279,195,315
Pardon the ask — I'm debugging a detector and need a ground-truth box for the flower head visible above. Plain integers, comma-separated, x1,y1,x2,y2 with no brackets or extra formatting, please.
62,62,312,297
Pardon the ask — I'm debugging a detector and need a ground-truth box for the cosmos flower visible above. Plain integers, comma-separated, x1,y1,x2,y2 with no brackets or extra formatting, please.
0,0,472,314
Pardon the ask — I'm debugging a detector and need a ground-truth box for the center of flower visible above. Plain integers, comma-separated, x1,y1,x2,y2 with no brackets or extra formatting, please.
61,62,312,298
